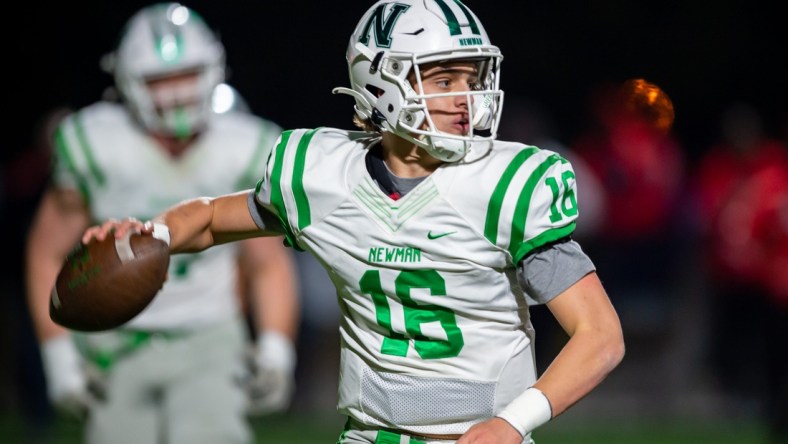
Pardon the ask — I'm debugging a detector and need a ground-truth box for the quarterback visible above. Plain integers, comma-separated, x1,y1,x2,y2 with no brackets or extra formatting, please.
86,1,625,443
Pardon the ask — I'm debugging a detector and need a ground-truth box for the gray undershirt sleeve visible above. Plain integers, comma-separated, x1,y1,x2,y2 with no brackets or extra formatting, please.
246,190,285,235
517,239,596,306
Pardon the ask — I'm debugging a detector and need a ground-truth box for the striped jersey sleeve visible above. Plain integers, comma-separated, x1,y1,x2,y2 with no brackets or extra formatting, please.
51,111,104,205
254,128,321,250
483,147,578,264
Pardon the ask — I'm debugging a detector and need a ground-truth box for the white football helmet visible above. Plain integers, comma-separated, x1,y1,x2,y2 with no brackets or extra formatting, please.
110,3,225,137
334,0,504,162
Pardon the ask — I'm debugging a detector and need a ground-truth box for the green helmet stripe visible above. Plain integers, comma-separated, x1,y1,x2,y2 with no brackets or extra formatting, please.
152,17,184,63
484,147,540,244
507,154,564,259
53,126,92,204
73,113,106,186
432,0,462,36
291,128,320,230
451,0,480,35
269,130,300,248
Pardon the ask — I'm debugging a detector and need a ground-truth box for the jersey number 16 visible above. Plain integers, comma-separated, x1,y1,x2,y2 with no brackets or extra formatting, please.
360,269,464,359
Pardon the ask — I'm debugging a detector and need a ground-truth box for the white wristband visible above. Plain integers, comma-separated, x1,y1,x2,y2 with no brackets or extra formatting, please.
151,222,171,246
256,331,296,372
496,387,553,437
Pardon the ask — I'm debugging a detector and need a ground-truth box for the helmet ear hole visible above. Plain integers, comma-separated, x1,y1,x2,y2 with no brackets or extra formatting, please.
364,84,384,98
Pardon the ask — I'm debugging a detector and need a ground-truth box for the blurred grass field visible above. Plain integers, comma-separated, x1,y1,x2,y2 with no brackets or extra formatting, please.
0,411,770,443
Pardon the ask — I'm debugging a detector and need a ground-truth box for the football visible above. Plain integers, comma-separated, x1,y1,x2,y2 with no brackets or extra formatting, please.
50,230,170,332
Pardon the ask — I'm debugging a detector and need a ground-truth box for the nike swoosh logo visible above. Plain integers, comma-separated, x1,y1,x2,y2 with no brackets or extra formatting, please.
427,231,457,240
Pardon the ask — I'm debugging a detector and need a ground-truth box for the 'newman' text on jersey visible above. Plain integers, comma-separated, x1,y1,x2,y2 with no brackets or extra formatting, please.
368,246,422,264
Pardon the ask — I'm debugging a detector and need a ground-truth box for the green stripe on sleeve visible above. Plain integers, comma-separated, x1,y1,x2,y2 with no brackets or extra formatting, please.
484,147,539,244
53,127,92,203
508,154,563,259
291,128,319,230
73,113,106,186
268,130,300,248
513,222,576,264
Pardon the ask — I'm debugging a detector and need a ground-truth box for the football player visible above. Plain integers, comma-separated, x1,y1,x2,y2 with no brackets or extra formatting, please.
85,1,625,443
26,3,299,444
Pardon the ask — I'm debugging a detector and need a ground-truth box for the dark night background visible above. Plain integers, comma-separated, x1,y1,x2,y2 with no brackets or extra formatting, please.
2,1,787,441
8,0,787,166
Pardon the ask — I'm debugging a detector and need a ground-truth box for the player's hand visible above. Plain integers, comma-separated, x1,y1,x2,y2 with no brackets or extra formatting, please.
243,362,295,415
457,417,524,444
40,335,105,420
239,331,296,416
82,217,147,244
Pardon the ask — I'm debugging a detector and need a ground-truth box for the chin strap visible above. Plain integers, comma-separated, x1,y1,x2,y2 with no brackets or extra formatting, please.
472,93,496,130
425,134,469,163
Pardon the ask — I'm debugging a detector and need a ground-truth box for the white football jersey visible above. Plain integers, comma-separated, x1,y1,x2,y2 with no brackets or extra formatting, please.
255,128,579,435
53,101,281,330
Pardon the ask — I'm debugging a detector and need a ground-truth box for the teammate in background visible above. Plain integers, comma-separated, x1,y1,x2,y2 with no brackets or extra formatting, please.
85,1,624,443
25,4,298,444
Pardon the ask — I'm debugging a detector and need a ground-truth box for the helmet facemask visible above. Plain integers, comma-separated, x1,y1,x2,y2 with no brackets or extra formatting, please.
391,51,503,162
138,66,221,139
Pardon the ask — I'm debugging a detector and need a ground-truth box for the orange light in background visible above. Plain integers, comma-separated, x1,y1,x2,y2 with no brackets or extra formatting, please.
620,78,675,134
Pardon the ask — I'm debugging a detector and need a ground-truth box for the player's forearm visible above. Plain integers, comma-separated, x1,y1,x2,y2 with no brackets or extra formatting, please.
496,321,623,439
154,192,262,254
531,272,625,417
254,274,300,339
26,252,71,341
26,190,89,341
153,197,219,253
533,323,624,416
248,239,300,340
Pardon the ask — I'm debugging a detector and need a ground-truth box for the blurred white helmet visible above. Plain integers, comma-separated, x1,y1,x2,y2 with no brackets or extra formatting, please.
110,3,225,137
334,0,504,162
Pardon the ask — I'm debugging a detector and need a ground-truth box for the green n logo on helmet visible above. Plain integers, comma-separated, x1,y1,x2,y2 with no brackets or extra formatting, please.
358,3,411,48
149,7,185,64
153,29,184,63
433,0,481,39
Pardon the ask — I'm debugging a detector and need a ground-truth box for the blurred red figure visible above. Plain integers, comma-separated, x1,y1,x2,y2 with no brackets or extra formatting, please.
573,79,684,240
694,103,788,301
708,153,788,305
569,79,686,341
693,102,788,443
